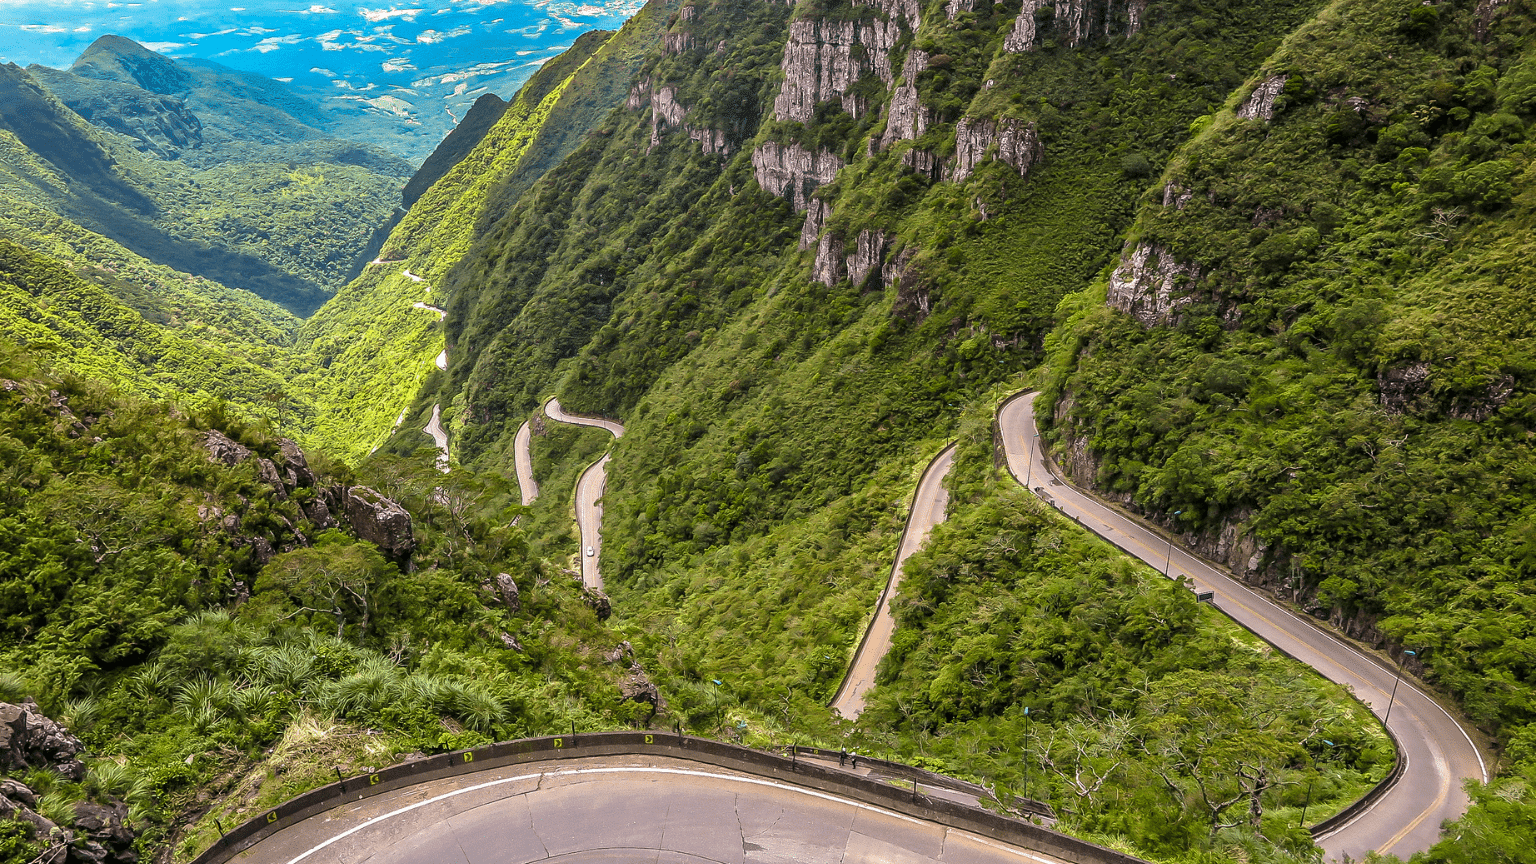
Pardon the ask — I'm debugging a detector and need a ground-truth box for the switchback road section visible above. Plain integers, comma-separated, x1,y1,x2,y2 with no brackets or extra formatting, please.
831,444,956,719
998,391,1486,861
544,398,624,591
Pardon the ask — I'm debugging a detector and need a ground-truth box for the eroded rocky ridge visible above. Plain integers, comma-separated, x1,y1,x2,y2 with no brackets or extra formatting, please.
201,429,416,565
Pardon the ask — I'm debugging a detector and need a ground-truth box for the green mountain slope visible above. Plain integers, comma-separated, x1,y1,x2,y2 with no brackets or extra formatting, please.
369,0,1444,857
0,240,304,421
1,52,411,316
1036,0,1536,853
296,13,675,461
0,350,642,864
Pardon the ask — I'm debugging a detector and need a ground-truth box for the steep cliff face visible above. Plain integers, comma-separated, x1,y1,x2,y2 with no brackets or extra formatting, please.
752,141,844,211
1004,0,1149,52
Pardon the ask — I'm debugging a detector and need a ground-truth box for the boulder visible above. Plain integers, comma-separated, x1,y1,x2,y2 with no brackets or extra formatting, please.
343,486,416,560
277,439,315,487
72,801,136,864
0,700,86,780
619,666,663,718
255,458,288,500
582,588,612,621
202,430,251,466
0,778,36,807
301,498,336,530
494,573,520,613
499,632,523,652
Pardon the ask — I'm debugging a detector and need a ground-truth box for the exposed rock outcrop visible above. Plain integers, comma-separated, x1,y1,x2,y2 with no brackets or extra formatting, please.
1162,182,1193,209
855,0,921,28
203,429,251,466
952,117,1040,182
772,19,898,123
625,77,651,110
1003,0,1047,52
879,50,929,149
650,85,687,150
619,665,662,717
343,486,416,560
812,231,845,287
901,147,941,180
583,587,613,621
0,703,138,864
495,572,521,613
664,31,697,54
752,141,843,212
1236,75,1287,121
800,198,831,251
278,438,316,488
0,700,86,780
945,0,976,19
1105,243,1202,326
1004,0,1147,52
846,229,890,288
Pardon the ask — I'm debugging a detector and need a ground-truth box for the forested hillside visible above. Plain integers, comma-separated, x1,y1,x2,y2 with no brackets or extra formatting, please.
1038,0,1536,854
0,49,410,317
296,9,677,461
6,0,1536,858
0,346,644,864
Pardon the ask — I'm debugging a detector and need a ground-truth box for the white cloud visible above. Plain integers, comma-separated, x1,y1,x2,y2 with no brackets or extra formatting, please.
19,25,68,34
381,57,415,72
310,67,339,76
274,76,294,82
74,26,91,32
359,7,424,23
250,34,304,53
188,27,240,38
141,41,188,52
415,25,469,43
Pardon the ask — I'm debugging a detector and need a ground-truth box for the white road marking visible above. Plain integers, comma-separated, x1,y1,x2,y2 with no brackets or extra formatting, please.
278,766,1067,864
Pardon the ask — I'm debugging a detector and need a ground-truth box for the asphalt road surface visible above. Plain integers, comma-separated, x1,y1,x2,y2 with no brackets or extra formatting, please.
998,392,1486,861
233,755,1068,864
831,444,956,719
514,419,539,506
423,404,449,471
544,398,624,591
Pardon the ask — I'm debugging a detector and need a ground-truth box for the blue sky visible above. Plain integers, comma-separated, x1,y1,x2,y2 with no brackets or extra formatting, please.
0,0,640,91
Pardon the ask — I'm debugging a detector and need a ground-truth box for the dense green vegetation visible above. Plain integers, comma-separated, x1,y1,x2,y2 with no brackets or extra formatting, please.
1033,0,1536,854
861,402,1386,862
0,240,307,423
0,347,640,863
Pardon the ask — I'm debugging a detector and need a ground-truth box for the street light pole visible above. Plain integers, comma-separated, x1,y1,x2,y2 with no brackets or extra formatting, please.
1299,739,1333,827
1163,511,1183,576
1022,706,1031,800
1024,434,1036,487
1383,650,1416,727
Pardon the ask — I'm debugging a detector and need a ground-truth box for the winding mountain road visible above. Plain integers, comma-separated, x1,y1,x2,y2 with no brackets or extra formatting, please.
228,754,1073,864
998,392,1485,861
543,398,624,591
513,418,538,506
832,445,956,719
